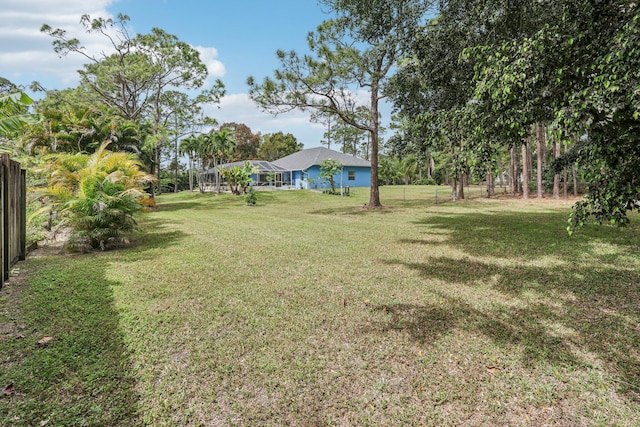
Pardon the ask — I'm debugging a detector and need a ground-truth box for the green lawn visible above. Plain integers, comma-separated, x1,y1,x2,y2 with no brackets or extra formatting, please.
1,186,639,425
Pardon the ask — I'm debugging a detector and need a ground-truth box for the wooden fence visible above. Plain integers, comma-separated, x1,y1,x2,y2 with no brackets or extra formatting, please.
0,154,26,289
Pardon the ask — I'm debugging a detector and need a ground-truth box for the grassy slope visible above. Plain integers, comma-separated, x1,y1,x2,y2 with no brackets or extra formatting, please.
1,186,639,426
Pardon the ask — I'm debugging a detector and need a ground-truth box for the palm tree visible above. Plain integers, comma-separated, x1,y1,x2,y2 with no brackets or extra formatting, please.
179,135,200,191
47,140,155,249
0,92,40,140
400,154,418,185
210,128,236,193
194,133,216,192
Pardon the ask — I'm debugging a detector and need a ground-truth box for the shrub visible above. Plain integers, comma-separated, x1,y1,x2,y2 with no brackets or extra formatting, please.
245,187,257,206
415,178,437,185
46,141,155,250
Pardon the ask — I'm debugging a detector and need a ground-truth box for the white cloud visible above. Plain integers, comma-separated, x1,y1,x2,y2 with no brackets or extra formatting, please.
194,46,226,79
193,46,226,89
0,1,228,94
0,0,118,89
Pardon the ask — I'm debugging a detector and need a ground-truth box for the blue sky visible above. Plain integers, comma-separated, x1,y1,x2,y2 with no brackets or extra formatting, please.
110,0,332,95
0,0,356,148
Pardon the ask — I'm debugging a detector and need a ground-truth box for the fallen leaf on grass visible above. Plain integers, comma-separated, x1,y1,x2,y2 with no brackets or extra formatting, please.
3,383,15,396
37,336,53,345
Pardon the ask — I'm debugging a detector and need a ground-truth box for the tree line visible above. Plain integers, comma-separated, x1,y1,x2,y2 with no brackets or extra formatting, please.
249,0,640,230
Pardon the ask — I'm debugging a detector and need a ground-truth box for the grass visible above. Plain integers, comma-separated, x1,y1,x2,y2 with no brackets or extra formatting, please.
1,185,639,425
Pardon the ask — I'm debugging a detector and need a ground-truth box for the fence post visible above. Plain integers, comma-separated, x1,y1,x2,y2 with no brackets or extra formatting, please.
1,154,8,282
0,156,4,287
19,169,26,261
0,155,27,287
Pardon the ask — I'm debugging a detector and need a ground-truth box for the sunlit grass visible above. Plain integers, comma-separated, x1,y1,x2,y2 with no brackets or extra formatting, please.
2,186,639,425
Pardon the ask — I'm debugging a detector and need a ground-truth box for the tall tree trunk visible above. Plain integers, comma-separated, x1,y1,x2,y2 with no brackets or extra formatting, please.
429,156,435,180
510,146,520,196
573,164,578,196
536,122,544,198
563,142,569,199
173,141,179,193
198,158,206,193
150,86,162,198
486,167,494,198
553,138,561,199
458,137,465,200
522,140,530,199
215,157,222,193
154,148,161,195
368,84,381,207
527,137,533,185
451,177,457,201
509,147,515,195
188,157,194,192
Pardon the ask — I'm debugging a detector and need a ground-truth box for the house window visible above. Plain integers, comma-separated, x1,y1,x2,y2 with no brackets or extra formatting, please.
348,171,356,181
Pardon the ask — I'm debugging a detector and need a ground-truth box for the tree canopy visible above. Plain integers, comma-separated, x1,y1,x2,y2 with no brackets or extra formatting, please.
257,132,303,161
387,0,640,229
40,13,225,195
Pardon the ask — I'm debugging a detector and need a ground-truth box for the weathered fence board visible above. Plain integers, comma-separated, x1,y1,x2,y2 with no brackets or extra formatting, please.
0,154,27,288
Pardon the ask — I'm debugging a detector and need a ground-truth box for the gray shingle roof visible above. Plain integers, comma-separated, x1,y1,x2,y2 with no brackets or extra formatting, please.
272,147,370,170
206,160,288,173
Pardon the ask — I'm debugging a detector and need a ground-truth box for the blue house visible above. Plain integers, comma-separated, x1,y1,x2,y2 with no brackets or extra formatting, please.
200,147,371,191
272,147,371,190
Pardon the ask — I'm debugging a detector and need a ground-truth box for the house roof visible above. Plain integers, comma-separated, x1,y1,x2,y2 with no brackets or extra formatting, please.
272,147,370,170
206,160,288,174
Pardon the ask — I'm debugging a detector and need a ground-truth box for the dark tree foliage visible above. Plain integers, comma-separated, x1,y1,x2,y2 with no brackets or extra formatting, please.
221,122,261,161
389,0,640,229
470,1,640,230
257,132,303,162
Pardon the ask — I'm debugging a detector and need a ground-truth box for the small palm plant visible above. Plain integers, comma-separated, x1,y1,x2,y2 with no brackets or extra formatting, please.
46,141,155,250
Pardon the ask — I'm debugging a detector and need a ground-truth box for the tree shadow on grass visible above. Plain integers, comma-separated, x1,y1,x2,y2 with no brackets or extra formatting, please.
156,200,213,212
378,256,640,396
0,213,194,425
310,205,396,216
156,197,238,212
408,211,640,260
374,210,640,398
368,296,580,369
0,252,141,425
130,217,188,254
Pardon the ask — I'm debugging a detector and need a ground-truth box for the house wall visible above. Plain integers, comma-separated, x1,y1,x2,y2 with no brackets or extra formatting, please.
292,170,307,189
302,165,371,189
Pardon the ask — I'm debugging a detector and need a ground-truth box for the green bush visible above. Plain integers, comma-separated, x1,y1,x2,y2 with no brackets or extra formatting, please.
415,178,437,185
245,187,257,206
67,176,141,249
47,141,154,250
